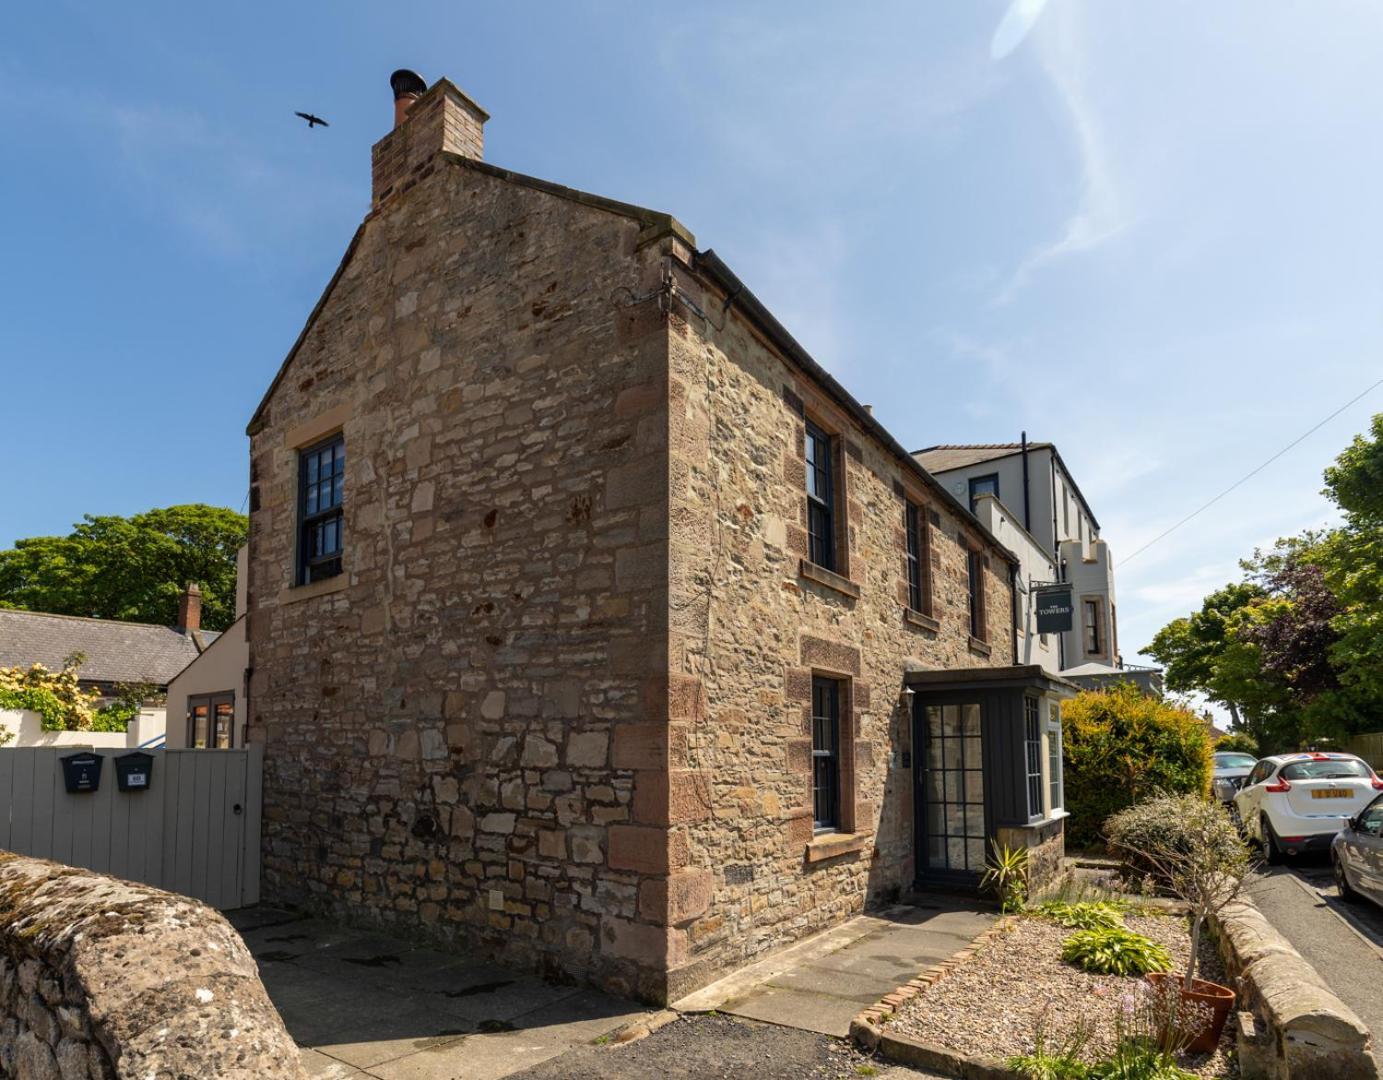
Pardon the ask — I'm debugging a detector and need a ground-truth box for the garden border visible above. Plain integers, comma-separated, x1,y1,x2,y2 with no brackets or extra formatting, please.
848,913,1022,1078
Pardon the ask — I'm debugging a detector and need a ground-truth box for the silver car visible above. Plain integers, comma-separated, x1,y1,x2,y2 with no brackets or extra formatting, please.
1333,792,1383,906
1211,751,1258,805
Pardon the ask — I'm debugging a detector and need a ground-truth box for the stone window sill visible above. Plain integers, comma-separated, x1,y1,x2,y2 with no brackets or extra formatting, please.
904,608,940,633
799,560,861,599
968,635,992,657
279,574,349,605
805,831,870,864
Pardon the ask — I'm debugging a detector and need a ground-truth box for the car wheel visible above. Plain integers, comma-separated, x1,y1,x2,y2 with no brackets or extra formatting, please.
1334,854,1360,902
1263,818,1284,865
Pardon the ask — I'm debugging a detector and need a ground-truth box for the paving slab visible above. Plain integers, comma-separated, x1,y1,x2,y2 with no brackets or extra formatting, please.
675,900,995,1039
226,907,650,1080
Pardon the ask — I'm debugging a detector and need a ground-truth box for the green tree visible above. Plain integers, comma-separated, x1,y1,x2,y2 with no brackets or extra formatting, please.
1146,582,1265,727
1318,414,1383,707
0,505,246,632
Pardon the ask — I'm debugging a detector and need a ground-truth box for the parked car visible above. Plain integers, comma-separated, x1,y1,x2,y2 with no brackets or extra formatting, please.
1332,793,1383,905
1234,752,1383,863
1211,751,1259,804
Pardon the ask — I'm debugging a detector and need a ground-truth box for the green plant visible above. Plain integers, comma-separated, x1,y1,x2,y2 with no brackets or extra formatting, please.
1008,1012,1093,1079
1061,927,1171,977
1032,900,1129,930
1087,1042,1193,1080
1213,731,1259,756
981,840,1030,913
1106,794,1251,989
0,659,99,730
853,1065,879,1077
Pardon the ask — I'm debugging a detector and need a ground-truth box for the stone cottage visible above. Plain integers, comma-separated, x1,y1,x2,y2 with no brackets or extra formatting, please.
244,70,1072,1003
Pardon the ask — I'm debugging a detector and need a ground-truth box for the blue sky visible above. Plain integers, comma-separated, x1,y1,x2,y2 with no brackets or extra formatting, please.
2,1,1380,663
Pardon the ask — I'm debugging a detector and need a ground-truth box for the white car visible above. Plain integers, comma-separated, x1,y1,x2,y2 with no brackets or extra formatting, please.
1234,752,1383,863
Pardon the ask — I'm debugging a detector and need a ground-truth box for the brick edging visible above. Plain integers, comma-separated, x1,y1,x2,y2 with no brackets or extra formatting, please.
849,913,1021,1078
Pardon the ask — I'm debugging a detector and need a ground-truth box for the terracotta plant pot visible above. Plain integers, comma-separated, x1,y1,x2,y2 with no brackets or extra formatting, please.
1146,971,1236,1054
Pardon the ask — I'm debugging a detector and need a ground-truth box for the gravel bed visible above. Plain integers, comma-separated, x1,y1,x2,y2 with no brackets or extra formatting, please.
887,912,1236,1077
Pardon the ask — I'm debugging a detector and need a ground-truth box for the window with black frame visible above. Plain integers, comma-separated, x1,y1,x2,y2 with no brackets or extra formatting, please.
968,473,998,512
299,434,345,584
922,703,986,873
905,501,924,612
1084,598,1101,654
811,677,841,831
805,421,836,571
1024,696,1044,820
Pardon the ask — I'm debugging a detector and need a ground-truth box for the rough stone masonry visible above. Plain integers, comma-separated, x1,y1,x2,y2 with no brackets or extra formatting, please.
0,852,303,1080
245,75,1021,1004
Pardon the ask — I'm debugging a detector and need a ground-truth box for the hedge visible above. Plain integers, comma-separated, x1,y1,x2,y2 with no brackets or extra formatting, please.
1062,684,1214,849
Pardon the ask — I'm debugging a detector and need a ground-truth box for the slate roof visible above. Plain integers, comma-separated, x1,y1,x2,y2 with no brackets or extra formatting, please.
912,443,1054,473
0,609,215,687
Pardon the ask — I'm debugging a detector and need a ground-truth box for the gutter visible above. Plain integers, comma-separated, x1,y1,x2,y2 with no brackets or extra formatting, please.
691,249,1019,567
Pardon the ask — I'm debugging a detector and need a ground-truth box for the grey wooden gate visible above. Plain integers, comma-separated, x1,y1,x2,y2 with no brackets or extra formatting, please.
0,746,261,910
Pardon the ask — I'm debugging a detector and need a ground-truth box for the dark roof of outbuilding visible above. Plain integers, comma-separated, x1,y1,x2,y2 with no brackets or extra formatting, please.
0,609,214,687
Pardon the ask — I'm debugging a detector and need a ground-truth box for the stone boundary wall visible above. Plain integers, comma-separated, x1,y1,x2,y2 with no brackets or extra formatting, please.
0,852,304,1079
1212,894,1377,1079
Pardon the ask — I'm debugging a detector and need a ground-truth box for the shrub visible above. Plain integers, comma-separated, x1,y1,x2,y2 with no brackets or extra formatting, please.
1061,927,1171,977
1062,685,1213,849
1106,794,1250,989
981,841,1030,913
1032,899,1129,930
1214,731,1259,756
0,660,98,730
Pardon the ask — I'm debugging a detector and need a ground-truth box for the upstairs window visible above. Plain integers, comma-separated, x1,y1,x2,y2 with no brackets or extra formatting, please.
812,677,842,831
1084,598,1101,654
967,550,986,640
805,421,836,572
968,474,999,513
905,501,925,613
299,434,345,585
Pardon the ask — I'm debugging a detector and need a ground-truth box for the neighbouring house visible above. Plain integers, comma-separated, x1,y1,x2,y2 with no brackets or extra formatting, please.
0,588,212,747
243,70,1075,1004
916,439,1160,689
165,545,250,749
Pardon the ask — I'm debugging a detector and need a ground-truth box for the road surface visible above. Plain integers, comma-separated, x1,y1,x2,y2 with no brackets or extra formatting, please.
1247,854,1383,1065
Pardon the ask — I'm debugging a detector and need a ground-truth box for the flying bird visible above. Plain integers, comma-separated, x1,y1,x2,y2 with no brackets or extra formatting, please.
295,111,329,129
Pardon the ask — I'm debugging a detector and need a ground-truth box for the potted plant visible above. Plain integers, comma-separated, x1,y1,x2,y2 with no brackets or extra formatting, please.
1106,793,1250,1053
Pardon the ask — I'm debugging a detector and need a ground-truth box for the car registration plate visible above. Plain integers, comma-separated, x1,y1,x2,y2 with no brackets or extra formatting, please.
1311,789,1351,799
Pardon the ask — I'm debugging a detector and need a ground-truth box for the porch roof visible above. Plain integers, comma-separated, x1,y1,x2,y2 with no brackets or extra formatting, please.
904,663,1079,696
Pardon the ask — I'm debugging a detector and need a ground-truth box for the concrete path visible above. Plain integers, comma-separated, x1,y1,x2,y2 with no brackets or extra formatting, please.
228,907,650,1080
672,899,996,1038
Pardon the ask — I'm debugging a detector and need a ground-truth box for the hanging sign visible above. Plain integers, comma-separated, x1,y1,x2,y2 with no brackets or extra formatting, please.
1035,585,1075,633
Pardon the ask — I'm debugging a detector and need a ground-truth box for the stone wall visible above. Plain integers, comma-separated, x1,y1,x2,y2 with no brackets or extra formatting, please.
1213,894,1376,1079
245,152,681,1000
0,852,302,1079
995,819,1065,892
661,253,1017,998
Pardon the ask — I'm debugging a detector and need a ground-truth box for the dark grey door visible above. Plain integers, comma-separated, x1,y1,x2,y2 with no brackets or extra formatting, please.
918,702,987,876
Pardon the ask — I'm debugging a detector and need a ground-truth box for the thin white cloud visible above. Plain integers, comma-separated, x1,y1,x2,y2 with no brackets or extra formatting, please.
994,1,1129,304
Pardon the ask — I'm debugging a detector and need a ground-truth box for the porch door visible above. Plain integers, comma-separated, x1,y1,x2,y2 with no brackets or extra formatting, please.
920,702,987,875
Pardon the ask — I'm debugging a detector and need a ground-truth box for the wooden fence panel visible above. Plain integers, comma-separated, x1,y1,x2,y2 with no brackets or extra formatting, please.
0,747,261,909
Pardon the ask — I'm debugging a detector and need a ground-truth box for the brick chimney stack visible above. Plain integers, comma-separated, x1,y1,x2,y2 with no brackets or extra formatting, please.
372,70,489,209
177,583,202,633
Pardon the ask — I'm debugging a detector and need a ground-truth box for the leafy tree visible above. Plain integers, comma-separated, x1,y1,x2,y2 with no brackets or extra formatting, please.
1145,414,1383,750
0,505,246,632
1146,582,1265,727
1214,731,1260,756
